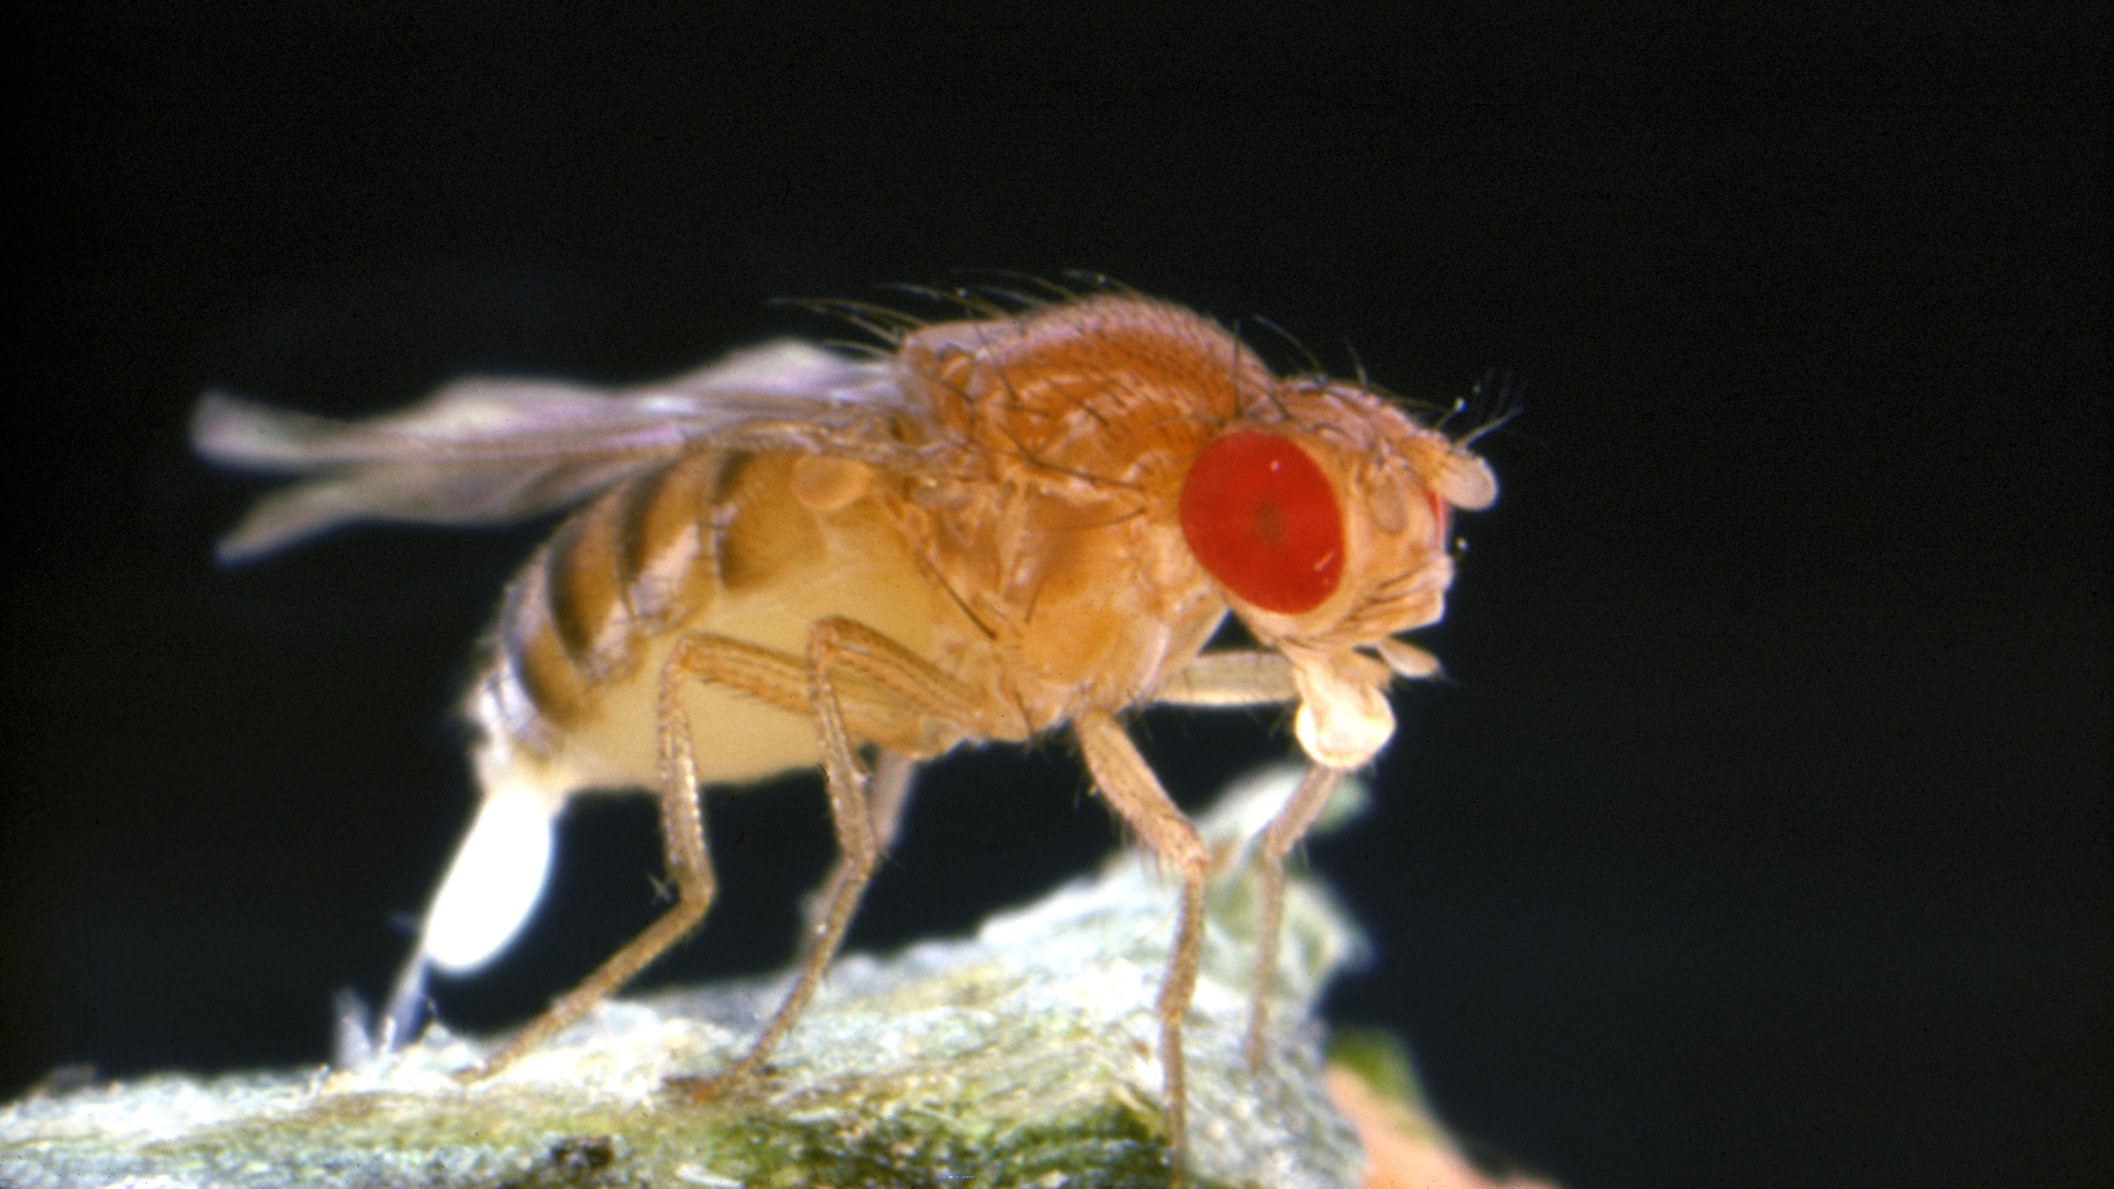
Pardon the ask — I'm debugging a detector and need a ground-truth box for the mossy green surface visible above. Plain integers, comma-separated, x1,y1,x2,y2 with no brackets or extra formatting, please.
0,767,1366,1188
1325,1028,1428,1118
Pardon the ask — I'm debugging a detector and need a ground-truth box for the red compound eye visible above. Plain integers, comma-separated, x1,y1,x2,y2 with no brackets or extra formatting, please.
1179,431,1345,614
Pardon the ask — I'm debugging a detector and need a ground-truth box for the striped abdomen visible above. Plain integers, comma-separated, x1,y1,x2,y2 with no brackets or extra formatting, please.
465,449,948,807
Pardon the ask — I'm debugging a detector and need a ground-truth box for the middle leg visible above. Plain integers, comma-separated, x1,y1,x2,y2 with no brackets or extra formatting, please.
1071,709,1212,1164
677,617,994,1096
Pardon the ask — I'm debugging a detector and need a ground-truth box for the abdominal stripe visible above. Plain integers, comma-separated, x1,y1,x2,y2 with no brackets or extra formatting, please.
499,452,738,731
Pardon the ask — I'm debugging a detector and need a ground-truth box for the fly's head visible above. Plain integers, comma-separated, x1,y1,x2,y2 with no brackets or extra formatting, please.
1178,379,1497,769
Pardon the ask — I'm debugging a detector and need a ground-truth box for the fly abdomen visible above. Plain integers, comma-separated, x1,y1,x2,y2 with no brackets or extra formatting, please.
614,450,727,630
484,451,734,744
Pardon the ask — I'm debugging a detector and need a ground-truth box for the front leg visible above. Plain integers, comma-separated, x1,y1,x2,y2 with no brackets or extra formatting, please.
1244,765,1345,1067
1152,649,1354,1068
1152,648,1297,709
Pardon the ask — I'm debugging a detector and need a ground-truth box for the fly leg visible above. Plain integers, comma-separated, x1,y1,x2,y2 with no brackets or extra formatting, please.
1153,650,1345,1067
1244,765,1344,1066
462,628,918,1080
1070,710,1211,1170
674,617,992,1097
862,749,922,856
797,750,919,941
457,633,768,1080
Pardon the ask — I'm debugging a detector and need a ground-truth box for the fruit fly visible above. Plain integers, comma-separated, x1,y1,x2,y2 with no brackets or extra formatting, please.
194,283,1497,1157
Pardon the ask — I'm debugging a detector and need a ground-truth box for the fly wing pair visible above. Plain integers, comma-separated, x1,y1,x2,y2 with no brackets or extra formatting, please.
195,340,934,563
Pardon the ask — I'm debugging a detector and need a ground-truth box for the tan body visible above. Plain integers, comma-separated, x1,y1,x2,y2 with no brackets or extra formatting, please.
195,290,1497,1173
470,449,961,810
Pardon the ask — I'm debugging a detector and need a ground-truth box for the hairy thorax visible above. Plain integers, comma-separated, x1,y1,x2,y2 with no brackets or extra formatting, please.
886,299,1254,730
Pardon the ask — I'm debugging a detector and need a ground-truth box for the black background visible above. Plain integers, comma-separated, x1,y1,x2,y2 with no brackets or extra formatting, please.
6,8,2107,1188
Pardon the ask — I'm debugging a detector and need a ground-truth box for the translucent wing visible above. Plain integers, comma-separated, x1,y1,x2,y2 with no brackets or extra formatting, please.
195,341,929,564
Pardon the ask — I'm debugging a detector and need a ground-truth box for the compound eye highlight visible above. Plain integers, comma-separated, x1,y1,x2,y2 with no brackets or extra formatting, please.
1179,430,1345,614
